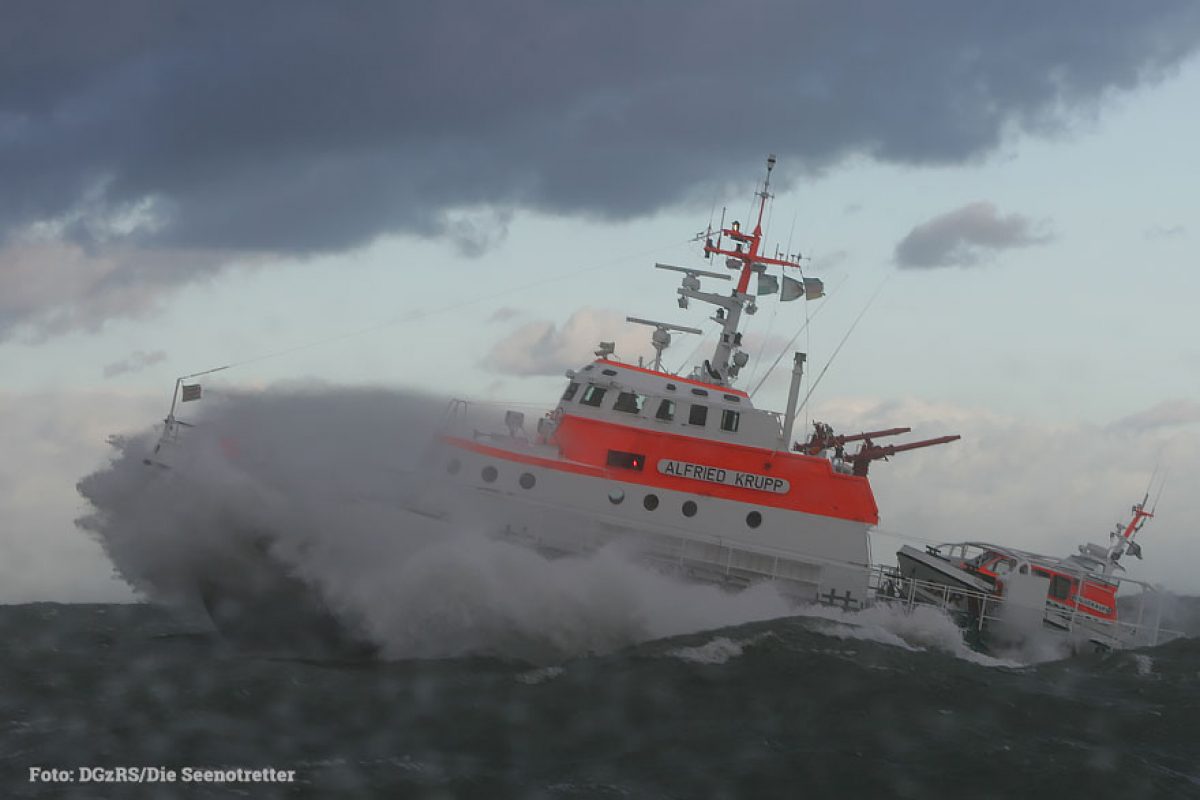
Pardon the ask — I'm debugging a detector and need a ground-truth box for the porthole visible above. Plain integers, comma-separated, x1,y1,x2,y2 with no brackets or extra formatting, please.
608,488,625,505
643,494,660,511
446,459,461,475
519,472,536,489
481,466,498,483
746,511,762,528
682,500,697,517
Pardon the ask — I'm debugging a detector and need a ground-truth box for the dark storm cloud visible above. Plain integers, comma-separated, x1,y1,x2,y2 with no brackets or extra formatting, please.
894,202,1053,268
3,0,1200,336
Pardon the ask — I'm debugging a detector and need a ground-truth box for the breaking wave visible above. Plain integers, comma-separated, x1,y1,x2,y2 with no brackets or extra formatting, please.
78,386,1185,667
76,387,800,663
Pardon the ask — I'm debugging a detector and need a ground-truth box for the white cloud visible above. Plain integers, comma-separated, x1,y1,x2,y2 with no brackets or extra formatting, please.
0,390,162,602
0,236,216,341
485,308,662,376
1111,399,1200,432
810,396,1200,593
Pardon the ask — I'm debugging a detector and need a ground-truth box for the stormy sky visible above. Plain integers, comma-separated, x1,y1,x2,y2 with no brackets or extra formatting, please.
4,1,1200,338
4,1,1200,601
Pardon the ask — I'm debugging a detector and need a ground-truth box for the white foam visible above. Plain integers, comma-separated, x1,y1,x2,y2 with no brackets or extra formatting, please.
667,636,747,665
795,602,1028,668
515,666,565,685
77,388,794,665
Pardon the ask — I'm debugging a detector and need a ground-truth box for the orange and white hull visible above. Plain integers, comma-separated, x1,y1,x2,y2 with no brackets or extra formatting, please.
409,430,875,608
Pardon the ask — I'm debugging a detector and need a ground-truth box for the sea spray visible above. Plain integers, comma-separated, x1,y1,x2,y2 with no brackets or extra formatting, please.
76,386,796,663
76,385,1141,667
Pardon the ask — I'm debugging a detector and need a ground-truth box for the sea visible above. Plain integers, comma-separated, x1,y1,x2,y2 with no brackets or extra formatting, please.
3,602,1199,799
4,388,1198,798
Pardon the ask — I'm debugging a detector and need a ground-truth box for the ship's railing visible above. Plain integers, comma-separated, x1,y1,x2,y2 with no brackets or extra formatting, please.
440,397,561,443
869,564,999,626
869,564,1184,650
636,530,825,600
498,502,873,606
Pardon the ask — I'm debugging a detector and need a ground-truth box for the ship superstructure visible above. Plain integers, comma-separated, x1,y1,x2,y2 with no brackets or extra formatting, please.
416,156,959,607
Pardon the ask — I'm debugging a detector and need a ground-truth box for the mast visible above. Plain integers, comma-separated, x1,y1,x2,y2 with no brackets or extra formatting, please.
687,153,810,386
1106,494,1154,564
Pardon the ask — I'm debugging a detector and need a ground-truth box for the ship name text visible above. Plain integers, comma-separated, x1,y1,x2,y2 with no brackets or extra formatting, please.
657,460,789,494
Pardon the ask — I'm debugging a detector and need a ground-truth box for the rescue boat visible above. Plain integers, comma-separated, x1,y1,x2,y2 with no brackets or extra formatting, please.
886,494,1179,652
407,155,959,610
142,155,1177,656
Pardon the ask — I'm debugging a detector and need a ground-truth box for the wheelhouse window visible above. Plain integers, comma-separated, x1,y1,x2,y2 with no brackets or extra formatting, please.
655,399,676,421
580,385,607,407
688,404,708,426
561,382,580,402
606,450,645,470
613,391,645,414
1049,574,1073,601
720,409,740,433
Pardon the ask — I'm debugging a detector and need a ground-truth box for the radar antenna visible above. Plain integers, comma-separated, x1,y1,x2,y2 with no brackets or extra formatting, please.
625,317,703,371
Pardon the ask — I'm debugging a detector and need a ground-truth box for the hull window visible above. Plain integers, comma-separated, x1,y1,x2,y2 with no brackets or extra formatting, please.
481,466,498,483
608,488,625,505
643,494,660,511
519,472,536,489
446,459,461,475
682,500,698,517
746,511,762,528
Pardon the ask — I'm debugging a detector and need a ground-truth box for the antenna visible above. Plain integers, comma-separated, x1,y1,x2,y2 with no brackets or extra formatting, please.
626,317,703,371
654,263,731,281
1150,468,1169,514
797,277,889,412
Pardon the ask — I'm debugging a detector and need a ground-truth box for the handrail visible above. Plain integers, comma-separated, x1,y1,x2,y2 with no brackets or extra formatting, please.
868,564,1183,649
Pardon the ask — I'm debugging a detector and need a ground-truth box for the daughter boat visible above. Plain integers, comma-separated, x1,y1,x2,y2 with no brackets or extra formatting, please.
886,493,1179,652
